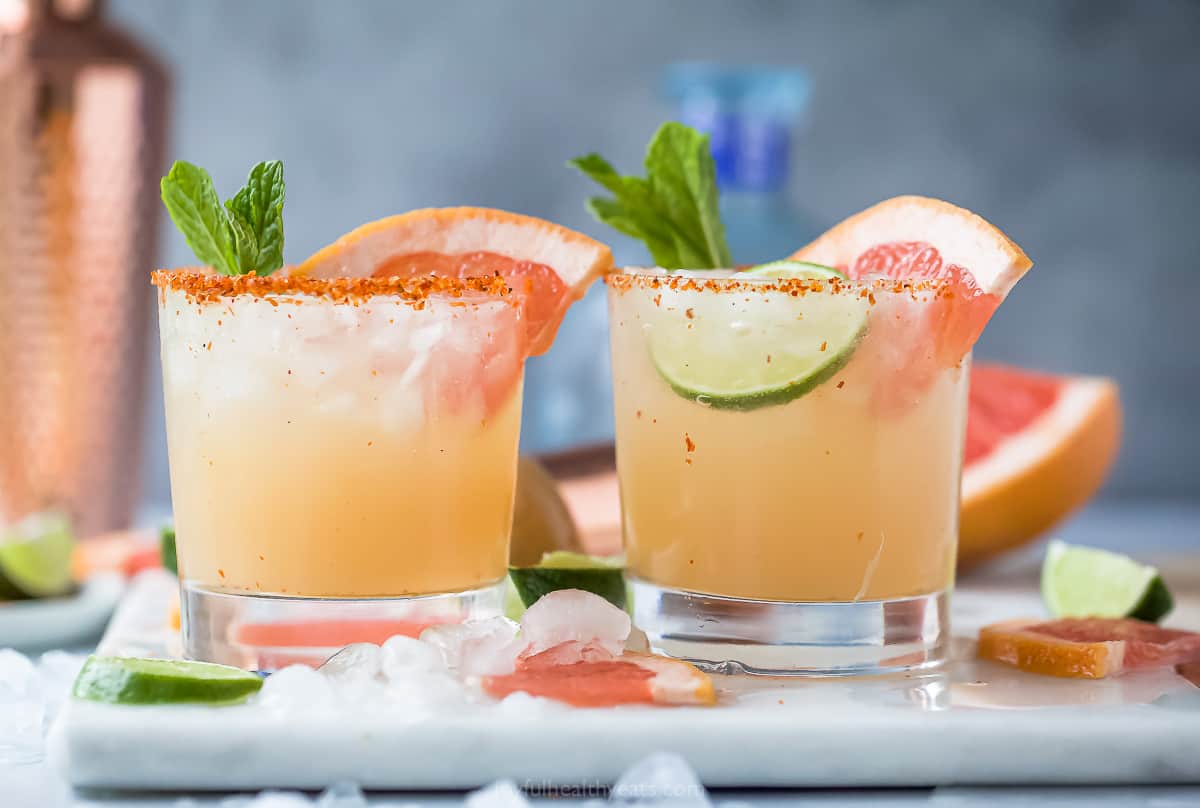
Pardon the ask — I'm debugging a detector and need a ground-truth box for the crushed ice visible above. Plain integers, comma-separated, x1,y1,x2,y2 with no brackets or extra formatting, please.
193,781,367,807
420,616,523,676
520,589,631,657
611,752,712,806
0,648,86,764
464,779,531,807
257,590,641,714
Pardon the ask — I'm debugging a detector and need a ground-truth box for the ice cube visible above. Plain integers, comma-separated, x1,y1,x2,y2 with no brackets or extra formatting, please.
420,618,522,677
216,791,314,807
380,634,445,680
36,651,86,720
494,690,564,716
318,643,382,684
0,649,37,695
257,665,336,711
384,671,469,708
625,627,651,654
214,784,366,808
518,640,616,668
0,649,45,764
316,781,367,807
611,752,710,807
464,779,531,808
519,590,631,656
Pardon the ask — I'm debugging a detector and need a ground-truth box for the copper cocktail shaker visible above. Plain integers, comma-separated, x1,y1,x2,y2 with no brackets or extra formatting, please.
0,0,168,535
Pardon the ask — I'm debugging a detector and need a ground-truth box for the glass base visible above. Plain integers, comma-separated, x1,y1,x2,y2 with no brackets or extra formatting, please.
628,578,949,676
180,580,505,670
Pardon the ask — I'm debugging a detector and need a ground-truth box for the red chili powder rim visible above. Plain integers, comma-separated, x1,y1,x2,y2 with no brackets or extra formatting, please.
605,268,958,299
151,268,513,305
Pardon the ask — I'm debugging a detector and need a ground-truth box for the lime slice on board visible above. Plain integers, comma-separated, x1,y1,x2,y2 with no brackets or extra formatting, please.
508,551,626,614
650,261,868,411
1041,539,1173,622
72,656,263,706
0,511,76,600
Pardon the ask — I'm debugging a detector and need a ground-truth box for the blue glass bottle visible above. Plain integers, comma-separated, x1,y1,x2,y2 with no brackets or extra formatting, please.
664,64,823,264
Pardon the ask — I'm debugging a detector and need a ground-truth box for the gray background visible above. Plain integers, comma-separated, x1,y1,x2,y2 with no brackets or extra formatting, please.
113,0,1200,508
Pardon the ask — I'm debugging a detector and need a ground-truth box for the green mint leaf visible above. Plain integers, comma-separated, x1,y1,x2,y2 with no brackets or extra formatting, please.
224,160,285,277
570,155,682,267
569,122,733,269
645,123,733,268
226,212,259,276
160,161,238,275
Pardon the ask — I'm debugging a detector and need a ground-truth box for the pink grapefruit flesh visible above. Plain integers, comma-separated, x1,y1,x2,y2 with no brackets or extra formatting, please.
371,250,569,359
960,364,1121,568
482,642,716,708
790,196,1032,363
295,207,614,357
979,617,1200,679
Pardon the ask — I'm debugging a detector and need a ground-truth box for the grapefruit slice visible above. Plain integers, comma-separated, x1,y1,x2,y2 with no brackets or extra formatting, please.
294,207,614,356
790,195,1032,362
482,642,715,707
978,617,1200,679
960,363,1122,568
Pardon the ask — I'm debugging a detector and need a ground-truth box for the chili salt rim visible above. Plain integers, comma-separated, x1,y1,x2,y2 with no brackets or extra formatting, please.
151,268,513,305
605,268,961,299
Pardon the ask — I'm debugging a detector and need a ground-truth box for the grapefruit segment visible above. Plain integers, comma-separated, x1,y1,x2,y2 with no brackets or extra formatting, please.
978,617,1200,679
960,364,1122,568
790,196,1031,364
294,207,614,356
482,642,715,707
792,196,1031,298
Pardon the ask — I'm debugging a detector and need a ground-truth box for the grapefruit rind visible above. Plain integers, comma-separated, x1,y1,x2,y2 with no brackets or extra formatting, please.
978,617,1200,679
960,373,1121,568
294,207,613,356
294,207,612,291
789,195,1032,299
977,618,1122,679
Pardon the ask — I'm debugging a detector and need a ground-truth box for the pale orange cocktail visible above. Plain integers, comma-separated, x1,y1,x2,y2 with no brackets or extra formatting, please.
155,270,524,666
608,268,971,674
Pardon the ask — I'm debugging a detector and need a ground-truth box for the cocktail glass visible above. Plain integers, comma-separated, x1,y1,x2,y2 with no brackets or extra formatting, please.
608,269,969,675
154,270,523,669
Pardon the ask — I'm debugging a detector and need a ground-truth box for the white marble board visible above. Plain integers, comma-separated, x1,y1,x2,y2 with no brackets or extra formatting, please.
50,563,1200,791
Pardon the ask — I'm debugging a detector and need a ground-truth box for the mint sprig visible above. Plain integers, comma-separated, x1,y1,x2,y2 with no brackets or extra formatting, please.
569,122,733,270
161,160,285,276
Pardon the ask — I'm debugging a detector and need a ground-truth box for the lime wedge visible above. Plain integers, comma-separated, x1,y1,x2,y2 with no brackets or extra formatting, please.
160,525,178,575
650,261,868,411
1041,539,1173,622
509,551,626,613
72,656,263,706
0,511,76,600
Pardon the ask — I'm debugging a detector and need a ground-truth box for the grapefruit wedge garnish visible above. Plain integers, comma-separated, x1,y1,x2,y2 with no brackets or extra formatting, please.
481,642,716,708
790,195,1032,362
294,207,614,356
978,618,1200,679
960,364,1122,567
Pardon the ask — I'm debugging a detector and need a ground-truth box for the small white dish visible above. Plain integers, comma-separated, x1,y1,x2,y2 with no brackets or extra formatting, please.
0,574,124,651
